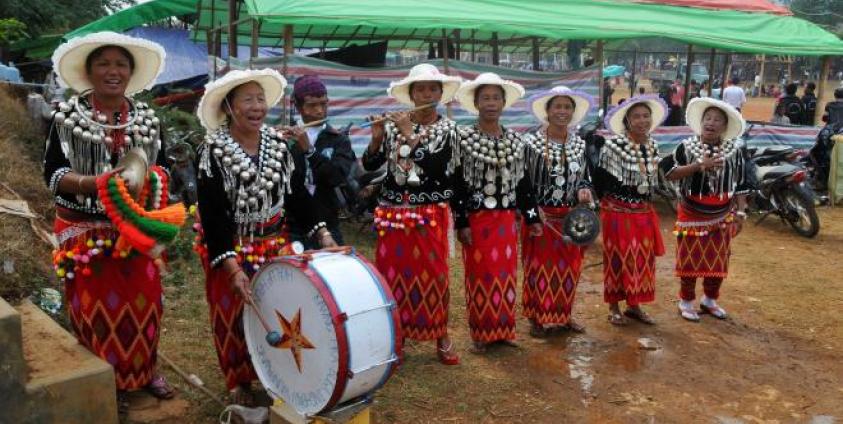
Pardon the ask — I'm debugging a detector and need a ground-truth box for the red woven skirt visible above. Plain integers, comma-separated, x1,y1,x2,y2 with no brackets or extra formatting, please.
521,206,585,325
462,210,518,343
600,198,665,305
374,203,451,341
195,223,292,390
674,200,735,279
55,217,163,390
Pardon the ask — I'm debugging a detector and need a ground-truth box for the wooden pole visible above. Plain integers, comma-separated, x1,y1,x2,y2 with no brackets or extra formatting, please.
470,30,476,62
491,32,500,66
442,29,453,119
707,48,716,97
719,52,730,100
228,0,238,59
532,37,540,71
682,44,694,117
816,56,831,125
630,49,638,95
596,40,605,114
454,29,461,60
282,24,294,125
250,18,260,68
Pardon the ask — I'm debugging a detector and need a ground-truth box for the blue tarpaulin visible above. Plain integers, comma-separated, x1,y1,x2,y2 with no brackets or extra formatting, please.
0,63,22,83
125,27,208,86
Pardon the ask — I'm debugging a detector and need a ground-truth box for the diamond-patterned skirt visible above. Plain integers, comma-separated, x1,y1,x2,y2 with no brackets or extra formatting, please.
600,198,665,305
375,204,451,341
521,206,585,325
675,204,733,278
203,260,257,391
57,220,163,390
462,210,518,343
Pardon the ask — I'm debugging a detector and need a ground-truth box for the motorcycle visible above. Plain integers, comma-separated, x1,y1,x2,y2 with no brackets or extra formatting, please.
747,144,820,238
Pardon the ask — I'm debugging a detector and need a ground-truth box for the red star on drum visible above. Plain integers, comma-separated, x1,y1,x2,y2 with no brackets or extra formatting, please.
273,308,315,372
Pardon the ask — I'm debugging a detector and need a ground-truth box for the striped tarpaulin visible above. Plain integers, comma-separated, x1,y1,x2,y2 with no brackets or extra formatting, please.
218,56,818,155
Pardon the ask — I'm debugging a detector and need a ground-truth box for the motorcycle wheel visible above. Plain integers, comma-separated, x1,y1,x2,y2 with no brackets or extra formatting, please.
782,185,820,238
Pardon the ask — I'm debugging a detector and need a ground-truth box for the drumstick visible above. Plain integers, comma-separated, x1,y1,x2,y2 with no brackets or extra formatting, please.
244,296,283,346
358,102,437,129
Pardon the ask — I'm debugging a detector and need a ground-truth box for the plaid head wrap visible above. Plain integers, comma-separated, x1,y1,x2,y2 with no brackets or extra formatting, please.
293,75,327,105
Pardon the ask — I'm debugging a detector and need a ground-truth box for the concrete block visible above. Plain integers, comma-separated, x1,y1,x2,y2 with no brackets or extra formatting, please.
18,300,118,424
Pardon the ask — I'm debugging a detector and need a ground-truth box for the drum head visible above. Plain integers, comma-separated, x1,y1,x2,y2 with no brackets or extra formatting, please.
563,207,601,245
245,259,342,415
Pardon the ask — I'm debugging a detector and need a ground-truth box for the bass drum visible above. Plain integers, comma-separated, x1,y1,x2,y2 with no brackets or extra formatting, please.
244,250,402,415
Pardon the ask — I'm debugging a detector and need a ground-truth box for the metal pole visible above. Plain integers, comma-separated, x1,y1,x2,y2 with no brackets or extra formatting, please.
816,56,831,125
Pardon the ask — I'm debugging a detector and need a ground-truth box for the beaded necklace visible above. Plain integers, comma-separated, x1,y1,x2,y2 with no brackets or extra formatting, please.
598,135,660,194
525,130,587,202
454,125,526,208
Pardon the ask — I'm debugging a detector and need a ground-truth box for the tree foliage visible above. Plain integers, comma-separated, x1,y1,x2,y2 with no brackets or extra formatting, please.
0,18,27,45
790,0,843,31
0,0,134,37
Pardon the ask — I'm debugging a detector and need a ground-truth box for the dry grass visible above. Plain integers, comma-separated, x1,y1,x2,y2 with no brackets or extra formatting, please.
0,87,57,303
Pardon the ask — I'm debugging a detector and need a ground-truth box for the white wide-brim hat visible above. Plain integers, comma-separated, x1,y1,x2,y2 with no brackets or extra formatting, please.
52,31,166,95
685,97,746,141
604,95,669,136
529,86,594,126
387,63,462,106
197,69,287,131
455,72,525,115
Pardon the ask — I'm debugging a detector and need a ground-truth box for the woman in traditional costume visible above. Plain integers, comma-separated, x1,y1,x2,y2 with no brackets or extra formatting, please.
522,86,595,336
451,73,542,353
363,64,462,365
591,95,668,326
194,69,336,403
661,98,751,322
44,32,176,411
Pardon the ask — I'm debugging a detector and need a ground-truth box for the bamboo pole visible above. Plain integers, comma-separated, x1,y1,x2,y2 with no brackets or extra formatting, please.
227,0,238,59
757,54,766,97
249,18,260,68
707,48,716,96
491,32,500,66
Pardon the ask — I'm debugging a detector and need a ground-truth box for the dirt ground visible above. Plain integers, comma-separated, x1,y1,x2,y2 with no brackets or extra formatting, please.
138,202,843,424
2,86,842,423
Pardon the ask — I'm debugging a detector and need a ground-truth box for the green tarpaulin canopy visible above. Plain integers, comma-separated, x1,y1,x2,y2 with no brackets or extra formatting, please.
191,0,843,56
17,0,843,58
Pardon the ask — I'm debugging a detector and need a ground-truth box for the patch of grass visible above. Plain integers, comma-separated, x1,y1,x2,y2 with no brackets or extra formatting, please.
0,87,57,304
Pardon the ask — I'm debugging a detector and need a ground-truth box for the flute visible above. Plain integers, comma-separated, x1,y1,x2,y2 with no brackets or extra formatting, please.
289,102,438,130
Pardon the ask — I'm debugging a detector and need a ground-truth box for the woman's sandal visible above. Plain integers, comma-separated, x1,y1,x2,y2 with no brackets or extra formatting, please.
565,320,587,334
146,374,176,400
529,323,549,338
624,308,656,325
436,340,460,365
678,303,701,322
229,384,255,406
116,390,130,415
608,312,628,326
699,303,728,320
468,341,487,354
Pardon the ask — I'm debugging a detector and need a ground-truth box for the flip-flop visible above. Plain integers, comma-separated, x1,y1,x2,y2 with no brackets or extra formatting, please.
468,341,487,354
678,303,701,322
116,391,130,415
699,303,729,320
436,340,460,365
146,375,176,400
565,320,587,333
608,312,628,326
529,324,549,338
624,308,656,325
